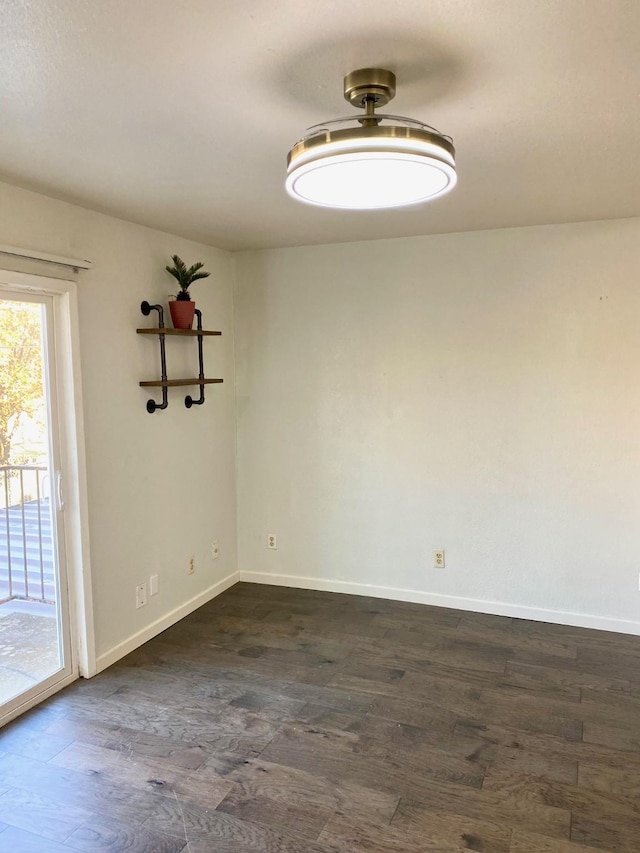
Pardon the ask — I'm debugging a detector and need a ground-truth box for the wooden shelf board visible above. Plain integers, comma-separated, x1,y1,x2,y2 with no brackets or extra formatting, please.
140,378,224,388
137,328,222,336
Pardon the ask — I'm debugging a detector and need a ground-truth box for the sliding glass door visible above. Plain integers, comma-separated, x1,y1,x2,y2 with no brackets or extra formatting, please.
0,291,75,720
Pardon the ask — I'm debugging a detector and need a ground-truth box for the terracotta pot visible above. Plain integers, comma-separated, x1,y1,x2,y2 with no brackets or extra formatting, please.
169,300,195,330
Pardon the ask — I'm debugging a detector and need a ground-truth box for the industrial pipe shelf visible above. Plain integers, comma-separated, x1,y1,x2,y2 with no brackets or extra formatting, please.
137,300,223,412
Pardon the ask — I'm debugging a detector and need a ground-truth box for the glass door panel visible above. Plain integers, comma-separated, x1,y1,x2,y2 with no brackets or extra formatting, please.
0,295,73,713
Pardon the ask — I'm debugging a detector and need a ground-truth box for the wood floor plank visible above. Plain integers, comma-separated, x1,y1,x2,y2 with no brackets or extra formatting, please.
393,799,514,851
0,725,73,761
369,606,463,632
578,762,640,797
578,691,640,732
459,687,583,741
211,753,399,826
0,752,162,826
49,741,234,812
326,665,407,697
271,679,374,716
142,799,338,853
482,767,640,828
259,720,486,792
367,692,459,732
321,809,511,852
0,786,91,843
50,687,279,754
216,779,335,839
501,660,622,700
582,722,640,752
389,785,571,841
570,814,640,853
44,716,212,770
381,619,578,663
581,685,640,713
577,646,640,684
337,638,511,682
510,830,614,852
485,742,578,785
0,825,73,852
454,718,640,777
397,670,484,716
65,815,187,852
458,614,579,658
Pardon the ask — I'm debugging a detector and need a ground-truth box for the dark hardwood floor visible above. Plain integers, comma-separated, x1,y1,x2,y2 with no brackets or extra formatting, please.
1,582,639,852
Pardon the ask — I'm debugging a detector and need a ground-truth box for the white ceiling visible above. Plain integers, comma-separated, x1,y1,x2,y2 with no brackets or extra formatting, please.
1,0,639,252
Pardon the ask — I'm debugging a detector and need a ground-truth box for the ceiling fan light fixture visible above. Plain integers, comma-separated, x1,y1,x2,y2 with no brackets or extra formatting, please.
286,68,457,210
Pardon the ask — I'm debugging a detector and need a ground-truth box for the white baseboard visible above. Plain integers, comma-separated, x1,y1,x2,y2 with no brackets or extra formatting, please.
94,567,640,677
95,571,240,674
239,571,640,637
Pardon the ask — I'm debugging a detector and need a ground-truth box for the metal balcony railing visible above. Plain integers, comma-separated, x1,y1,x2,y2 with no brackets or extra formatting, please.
0,465,55,604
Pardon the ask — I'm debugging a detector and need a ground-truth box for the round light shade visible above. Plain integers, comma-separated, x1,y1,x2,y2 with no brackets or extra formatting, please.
286,124,456,210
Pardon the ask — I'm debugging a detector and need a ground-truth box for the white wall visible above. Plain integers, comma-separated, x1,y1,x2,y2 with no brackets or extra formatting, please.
0,181,238,666
235,218,640,632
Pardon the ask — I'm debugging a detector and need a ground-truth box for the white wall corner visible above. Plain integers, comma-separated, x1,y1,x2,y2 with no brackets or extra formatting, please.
94,570,240,674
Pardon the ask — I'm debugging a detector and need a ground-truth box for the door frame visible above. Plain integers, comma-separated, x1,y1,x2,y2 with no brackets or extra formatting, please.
0,269,95,726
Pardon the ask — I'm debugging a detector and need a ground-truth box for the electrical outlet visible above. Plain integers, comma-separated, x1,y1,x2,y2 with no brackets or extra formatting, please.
149,574,159,596
136,582,147,608
433,549,445,568
188,555,195,575
267,533,277,550
211,540,219,560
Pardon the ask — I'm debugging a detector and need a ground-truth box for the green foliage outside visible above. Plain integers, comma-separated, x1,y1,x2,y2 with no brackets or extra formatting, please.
0,301,45,466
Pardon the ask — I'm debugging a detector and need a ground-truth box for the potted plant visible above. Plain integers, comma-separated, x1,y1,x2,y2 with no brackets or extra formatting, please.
165,254,211,329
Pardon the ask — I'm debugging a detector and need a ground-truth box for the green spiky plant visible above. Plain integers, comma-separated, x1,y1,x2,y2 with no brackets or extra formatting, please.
165,255,211,301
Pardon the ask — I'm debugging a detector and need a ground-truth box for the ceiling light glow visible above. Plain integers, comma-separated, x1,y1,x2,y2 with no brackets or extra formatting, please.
286,68,457,211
